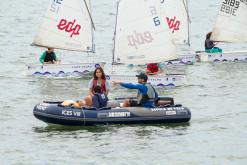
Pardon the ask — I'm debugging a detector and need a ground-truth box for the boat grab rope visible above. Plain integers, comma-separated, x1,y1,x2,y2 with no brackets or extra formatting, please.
81,108,86,126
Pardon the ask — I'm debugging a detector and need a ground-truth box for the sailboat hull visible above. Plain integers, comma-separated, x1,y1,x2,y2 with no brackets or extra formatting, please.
107,74,185,87
196,51,247,62
26,62,105,77
163,54,195,65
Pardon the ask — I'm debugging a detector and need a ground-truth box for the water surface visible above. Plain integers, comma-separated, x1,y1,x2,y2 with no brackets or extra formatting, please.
0,0,247,164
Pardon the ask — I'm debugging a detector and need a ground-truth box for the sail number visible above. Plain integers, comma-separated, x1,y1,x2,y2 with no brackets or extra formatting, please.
50,0,63,13
220,0,240,16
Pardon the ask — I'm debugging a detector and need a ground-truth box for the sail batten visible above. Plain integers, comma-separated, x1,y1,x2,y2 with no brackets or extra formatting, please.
113,0,177,65
211,0,247,42
33,0,94,52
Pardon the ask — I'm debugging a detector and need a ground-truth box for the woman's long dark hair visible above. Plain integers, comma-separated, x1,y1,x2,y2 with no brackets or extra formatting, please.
93,67,106,80
206,32,212,39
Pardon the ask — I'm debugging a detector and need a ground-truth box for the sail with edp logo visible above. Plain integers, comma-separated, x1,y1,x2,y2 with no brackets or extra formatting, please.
27,0,105,77
196,0,247,62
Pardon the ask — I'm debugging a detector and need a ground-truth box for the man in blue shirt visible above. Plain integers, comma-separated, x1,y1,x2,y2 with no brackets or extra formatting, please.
112,73,158,108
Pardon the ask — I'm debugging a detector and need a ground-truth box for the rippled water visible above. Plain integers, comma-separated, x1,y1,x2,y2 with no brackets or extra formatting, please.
1,0,247,164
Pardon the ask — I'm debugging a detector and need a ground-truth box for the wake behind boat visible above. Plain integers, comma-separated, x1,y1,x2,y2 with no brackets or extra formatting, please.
33,97,191,126
28,0,105,77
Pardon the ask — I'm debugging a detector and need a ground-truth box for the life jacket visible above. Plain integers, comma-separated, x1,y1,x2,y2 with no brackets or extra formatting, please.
44,51,55,63
93,79,106,93
94,92,108,108
204,39,215,50
147,63,158,73
137,83,158,105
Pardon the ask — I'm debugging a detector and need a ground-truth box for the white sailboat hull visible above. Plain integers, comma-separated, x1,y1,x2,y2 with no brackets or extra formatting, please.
26,62,105,77
196,51,247,62
163,54,195,65
107,74,185,87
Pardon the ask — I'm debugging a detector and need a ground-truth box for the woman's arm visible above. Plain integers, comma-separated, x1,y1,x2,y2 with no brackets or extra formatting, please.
89,88,94,96
88,79,94,96
105,89,109,95
105,80,111,95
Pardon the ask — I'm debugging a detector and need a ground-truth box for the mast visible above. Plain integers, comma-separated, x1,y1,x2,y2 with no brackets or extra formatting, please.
183,0,191,46
112,0,121,64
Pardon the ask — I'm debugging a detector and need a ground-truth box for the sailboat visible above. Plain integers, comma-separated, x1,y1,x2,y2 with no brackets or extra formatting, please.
197,0,247,62
107,0,188,87
27,0,105,77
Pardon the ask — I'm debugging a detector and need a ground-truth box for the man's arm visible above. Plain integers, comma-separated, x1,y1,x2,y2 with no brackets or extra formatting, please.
88,79,94,96
120,83,142,89
120,83,147,94
112,81,147,93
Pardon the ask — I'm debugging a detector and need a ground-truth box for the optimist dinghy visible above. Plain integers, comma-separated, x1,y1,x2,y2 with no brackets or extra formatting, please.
197,0,247,62
107,0,193,86
27,0,105,77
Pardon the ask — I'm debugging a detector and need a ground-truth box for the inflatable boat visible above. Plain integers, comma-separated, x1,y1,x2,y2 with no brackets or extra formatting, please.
33,97,191,126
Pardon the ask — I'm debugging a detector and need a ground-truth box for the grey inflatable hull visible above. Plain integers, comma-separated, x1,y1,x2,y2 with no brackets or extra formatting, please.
33,99,191,126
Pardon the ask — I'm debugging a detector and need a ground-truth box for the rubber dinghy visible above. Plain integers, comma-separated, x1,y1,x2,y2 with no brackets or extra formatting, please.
33,97,191,126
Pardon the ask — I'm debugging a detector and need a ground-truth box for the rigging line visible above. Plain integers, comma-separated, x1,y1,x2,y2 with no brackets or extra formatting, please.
83,0,96,30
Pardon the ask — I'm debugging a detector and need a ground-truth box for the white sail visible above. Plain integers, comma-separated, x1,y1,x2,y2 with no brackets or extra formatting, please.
211,0,247,42
33,0,94,52
113,0,177,65
160,0,190,45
